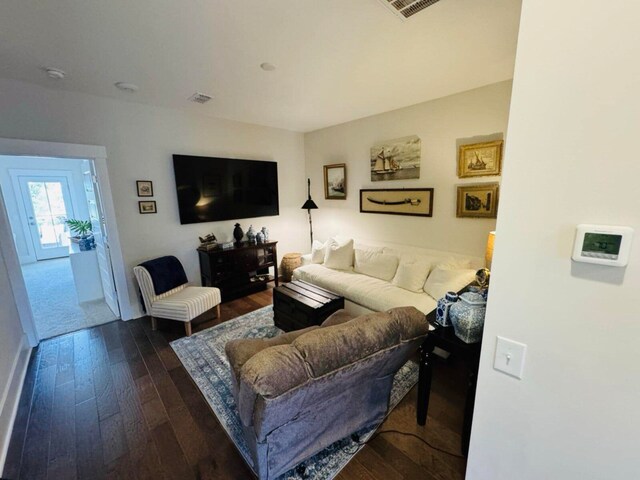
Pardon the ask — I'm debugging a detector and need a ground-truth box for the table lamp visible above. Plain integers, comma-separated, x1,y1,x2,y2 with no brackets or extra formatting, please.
485,231,496,269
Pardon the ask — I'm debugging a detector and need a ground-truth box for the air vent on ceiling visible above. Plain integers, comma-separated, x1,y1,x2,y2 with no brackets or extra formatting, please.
377,0,441,20
188,92,213,104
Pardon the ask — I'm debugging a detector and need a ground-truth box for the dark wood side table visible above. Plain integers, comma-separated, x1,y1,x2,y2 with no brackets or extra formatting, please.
417,309,482,456
273,280,344,332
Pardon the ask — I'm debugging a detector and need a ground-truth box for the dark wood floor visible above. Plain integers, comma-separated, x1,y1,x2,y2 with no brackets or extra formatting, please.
3,286,468,480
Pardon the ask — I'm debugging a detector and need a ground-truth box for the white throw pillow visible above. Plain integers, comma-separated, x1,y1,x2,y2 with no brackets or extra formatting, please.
310,240,326,264
354,249,399,281
324,238,354,270
423,266,477,300
392,257,432,293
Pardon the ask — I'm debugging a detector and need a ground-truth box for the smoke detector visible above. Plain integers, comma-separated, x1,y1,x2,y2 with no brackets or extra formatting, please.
114,82,139,93
260,62,276,72
376,0,442,20
43,67,66,80
188,92,213,104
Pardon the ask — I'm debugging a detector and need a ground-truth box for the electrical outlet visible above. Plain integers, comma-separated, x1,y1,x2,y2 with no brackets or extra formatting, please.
493,336,527,379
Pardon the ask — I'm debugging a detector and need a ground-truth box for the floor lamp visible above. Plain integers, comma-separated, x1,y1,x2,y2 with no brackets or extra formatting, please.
301,178,318,247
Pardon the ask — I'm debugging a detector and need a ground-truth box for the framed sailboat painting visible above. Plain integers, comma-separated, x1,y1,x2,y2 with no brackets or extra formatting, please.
324,163,347,199
370,135,421,181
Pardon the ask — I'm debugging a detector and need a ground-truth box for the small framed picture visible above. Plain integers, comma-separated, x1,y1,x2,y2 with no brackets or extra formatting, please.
456,183,499,218
136,180,154,197
324,163,347,199
138,201,157,214
458,140,503,178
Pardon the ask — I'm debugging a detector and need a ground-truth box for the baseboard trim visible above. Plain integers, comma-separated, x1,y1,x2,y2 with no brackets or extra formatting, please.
0,335,31,477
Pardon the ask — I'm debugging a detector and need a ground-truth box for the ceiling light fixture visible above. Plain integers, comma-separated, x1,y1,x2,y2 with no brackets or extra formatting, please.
114,82,139,93
43,67,66,80
260,62,276,72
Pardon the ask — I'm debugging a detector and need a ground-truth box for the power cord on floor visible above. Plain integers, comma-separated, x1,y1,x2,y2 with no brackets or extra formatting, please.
346,429,466,458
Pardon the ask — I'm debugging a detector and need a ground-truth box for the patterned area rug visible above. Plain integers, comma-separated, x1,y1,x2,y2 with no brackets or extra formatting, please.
170,306,418,480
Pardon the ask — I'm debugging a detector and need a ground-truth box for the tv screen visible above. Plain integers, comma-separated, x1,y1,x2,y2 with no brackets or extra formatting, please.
173,155,279,224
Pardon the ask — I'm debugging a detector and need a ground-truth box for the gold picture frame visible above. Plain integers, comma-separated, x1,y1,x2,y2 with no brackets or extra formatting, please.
458,140,503,178
360,188,433,217
324,163,347,199
456,183,499,218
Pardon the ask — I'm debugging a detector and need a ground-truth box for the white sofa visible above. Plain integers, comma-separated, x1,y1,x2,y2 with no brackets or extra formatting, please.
292,237,483,317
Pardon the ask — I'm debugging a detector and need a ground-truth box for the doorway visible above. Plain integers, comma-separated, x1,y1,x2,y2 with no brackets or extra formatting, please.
0,155,120,339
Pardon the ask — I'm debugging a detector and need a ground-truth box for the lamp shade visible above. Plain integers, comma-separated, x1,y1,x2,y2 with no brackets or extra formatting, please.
301,199,318,210
485,231,496,269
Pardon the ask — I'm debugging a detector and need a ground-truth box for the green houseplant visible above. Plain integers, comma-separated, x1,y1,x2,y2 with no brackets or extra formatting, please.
66,219,94,251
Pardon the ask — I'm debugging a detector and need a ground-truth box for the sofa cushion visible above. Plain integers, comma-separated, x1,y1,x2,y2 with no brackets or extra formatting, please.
392,256,432,292
324,238,354,270
424,266,477,300
311,240,326,264
292,306,427,378
354,249,398,281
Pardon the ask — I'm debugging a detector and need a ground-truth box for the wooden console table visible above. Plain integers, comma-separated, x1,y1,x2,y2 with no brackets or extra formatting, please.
197,241,278,302
417,308,482,456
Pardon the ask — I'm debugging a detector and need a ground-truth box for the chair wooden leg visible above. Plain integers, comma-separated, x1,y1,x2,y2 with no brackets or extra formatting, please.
216,304,221,319
185,321,192,337
151,317,157,331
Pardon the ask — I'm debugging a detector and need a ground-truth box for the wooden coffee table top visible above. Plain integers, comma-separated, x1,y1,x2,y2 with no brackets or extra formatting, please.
274,280,343,310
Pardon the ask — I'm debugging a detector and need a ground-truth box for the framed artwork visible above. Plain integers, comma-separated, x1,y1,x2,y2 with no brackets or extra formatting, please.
456,183,499,218
458,140,503,178
360,188,433,217
324,163,347,199
370,135,421,181
136,180,154,197
138,200,157,214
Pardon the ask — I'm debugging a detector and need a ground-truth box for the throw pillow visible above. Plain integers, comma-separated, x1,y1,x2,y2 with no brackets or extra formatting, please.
392,257,432,292
310,240,326,264
354,249,399,281
423,266,477,300
324,238,354,270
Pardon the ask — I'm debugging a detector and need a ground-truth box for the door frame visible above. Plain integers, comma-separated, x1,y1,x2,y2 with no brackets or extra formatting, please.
0,138,132,346
11,170,77,262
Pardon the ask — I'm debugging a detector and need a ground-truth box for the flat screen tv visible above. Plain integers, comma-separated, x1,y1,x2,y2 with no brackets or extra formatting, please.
173,155,279,224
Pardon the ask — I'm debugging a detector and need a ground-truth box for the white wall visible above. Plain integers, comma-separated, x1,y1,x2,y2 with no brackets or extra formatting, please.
467,2,640,479
0,156,91,263
304,81,512,257
0,79,307,319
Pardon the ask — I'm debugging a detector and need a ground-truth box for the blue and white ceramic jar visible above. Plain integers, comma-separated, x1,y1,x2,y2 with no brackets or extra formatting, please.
449,292,487,344
435,291,458,327
246,225,256,244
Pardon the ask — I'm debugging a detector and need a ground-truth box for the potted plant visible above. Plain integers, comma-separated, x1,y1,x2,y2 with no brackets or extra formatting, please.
66,219,94,251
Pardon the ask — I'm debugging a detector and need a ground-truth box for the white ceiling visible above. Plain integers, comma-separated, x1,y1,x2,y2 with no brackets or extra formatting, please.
0,0,522,132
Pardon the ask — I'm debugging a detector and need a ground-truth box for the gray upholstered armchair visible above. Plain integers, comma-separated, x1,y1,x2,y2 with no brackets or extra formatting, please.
225,306,428,480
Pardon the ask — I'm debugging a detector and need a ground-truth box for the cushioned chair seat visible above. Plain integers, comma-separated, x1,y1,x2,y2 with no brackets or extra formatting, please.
150,286,221,322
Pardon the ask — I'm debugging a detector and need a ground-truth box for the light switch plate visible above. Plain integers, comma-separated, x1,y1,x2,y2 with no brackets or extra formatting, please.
494,336,527,379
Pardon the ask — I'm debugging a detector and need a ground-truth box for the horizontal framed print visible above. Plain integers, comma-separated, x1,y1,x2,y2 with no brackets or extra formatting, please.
456,183,499,218
360,188,433,217
324,163,347,199
136,180,154,197
138,200,157,214
458,140,503,178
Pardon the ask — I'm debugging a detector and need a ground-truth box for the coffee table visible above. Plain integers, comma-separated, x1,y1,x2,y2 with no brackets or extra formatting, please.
273,280,345,332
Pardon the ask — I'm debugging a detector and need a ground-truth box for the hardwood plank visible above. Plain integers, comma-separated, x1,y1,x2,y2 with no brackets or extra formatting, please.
19,364,56,480
56,335,75,386
149,422,194,480
2,348,40,480
101,322,122,352
74,330,95,405
90,330,120,421
75,398,105,480
100,412,128,466
47,379,77,479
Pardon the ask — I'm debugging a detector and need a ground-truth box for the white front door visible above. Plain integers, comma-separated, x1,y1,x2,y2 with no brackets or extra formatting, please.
84,161,120,317
18,175,76,260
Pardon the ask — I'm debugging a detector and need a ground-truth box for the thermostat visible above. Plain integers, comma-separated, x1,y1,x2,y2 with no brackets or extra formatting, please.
572,224,634,267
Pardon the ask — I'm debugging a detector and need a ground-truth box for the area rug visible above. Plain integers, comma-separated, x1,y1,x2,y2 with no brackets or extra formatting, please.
170,305,418,480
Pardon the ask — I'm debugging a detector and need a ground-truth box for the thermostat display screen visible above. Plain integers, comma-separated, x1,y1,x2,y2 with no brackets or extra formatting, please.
582,233,622,257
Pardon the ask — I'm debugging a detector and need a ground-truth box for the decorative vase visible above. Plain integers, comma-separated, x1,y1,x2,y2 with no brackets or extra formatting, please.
435,291,458,327
246,225,256,244
233,223,244,243
261,226,269,242
256,230,265,244
78,235,94,251
449,292,487,344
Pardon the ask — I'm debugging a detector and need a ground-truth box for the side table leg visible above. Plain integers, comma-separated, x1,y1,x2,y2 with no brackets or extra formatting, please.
417,340,434,426
461,362,479,456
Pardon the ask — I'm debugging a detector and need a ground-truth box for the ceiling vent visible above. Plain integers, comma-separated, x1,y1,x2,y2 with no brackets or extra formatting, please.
188,92,213,104
377,0,441,20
